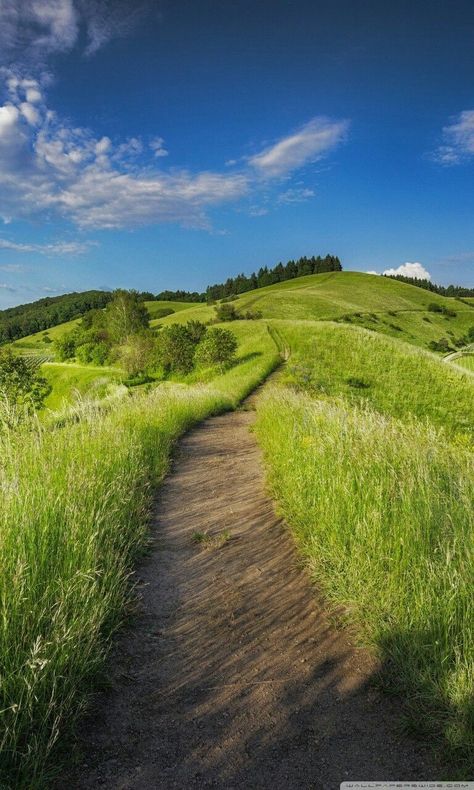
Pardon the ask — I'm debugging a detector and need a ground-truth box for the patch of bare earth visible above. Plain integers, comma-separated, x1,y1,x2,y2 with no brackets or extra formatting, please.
63,408,437,789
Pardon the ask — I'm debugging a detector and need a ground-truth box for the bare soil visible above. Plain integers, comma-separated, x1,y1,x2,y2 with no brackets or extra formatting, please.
63,407,437,789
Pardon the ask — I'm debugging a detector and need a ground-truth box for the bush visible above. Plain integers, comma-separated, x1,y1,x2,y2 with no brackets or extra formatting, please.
428,302,442,313
76,341,110,366
215,303,239,322
196,327,238,366
55,332,76,361
118,333,156,377
428,337,453,353
157,324,196,373
0,349,50,417
186,320,208,344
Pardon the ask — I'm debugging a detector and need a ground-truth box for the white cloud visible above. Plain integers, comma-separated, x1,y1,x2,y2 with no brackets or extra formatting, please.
277,187,315,203
0,70,348,231
150,136,168,158
249,117,349,179
383,262,431,280
0,238,95,255
0,0,151,63
366,270,379,275
0,282,17,292
432,110,474,165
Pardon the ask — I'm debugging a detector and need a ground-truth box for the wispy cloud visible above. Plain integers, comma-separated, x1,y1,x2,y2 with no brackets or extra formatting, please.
277,187,315,204
0,282,17,292
431,110,474,165
249,117,349,179
383,262,431,280
0,0,152,64
0,263,26,272
0,70,348,231
0,238,96,255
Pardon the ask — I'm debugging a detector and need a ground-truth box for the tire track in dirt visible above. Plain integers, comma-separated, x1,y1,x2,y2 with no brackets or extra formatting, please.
64,407,436,789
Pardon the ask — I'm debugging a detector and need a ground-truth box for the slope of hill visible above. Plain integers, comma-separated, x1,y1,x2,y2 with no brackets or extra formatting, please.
153,271,474,352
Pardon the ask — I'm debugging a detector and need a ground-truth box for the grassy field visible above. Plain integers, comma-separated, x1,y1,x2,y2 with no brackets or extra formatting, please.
2,271,473,782
144,299,198,321
11,318,81,352
0,324,279,788
449,354,474,372
273,320,474,438
42,363,124,411
255,388,473,773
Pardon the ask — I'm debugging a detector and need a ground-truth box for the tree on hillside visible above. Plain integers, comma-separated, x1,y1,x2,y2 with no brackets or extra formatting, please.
156,324,197,373
118,332,156,377
105,290,149,344
195,327,238,366
0,350,51,417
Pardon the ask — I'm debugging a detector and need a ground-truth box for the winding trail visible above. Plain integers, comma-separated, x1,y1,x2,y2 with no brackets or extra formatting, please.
66,405,436,789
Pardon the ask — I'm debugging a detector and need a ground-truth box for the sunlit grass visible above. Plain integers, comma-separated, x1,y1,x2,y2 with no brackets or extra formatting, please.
0,327,280,787
255,387,474,773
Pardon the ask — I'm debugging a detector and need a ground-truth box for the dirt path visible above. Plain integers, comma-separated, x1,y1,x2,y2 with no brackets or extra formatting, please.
65,407,436,789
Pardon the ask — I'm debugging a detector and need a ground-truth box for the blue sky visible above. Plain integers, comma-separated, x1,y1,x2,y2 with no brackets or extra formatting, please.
0,0,474,308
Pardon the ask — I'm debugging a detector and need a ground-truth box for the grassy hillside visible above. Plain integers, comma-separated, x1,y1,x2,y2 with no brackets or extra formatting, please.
275,320,474,437
42,363,123,411
11,318,81,352
144,300,197,320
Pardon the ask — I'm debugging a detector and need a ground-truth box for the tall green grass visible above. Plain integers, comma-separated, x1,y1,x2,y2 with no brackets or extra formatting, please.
0,326,280,787
255,387,474,773
277,321,474,438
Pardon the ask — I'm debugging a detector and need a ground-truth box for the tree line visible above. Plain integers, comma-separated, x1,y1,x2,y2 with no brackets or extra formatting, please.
0,254,342,345
156,254,343,303
385,274,474,298
0,291,114,344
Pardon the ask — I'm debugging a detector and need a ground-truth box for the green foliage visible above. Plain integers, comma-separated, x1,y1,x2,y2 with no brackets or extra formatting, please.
428,337,453,353
196,327,238,366
156,324,196,373
118,332,156,377
215,302,239,321
105,290,149,344
76,341,110,366
0,349,51,416
0,290,112,345
185,320,208,344
55,332,77,361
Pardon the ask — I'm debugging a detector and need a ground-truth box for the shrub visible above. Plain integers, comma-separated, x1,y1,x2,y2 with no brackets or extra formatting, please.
215,303,239,322
118,333,156,377
186,320,208,344
76,341,110,366
55,332,76,360
428,337,453,353
157,324,196,373
243,310,263,320
196,327,238,366
428,302,443,313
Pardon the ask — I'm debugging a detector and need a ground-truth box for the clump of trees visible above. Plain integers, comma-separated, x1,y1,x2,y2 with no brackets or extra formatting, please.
55,292,239,379
56,290,152,374
427,303,457,317
156,322,237,374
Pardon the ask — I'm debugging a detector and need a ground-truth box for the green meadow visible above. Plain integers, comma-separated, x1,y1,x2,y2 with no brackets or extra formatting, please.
1,271,473,784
